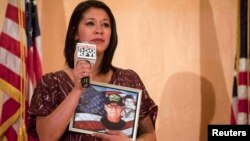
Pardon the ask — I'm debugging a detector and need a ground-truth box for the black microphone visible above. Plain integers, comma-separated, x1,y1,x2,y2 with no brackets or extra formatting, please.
75,42,96,88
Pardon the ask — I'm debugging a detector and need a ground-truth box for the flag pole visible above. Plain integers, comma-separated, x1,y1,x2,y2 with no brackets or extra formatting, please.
17,0,28,140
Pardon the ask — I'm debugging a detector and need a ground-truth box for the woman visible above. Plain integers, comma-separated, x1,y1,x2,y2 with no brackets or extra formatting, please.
28,0,158,141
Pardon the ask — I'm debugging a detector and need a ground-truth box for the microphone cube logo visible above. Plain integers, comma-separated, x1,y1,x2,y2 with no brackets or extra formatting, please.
76,42,96,64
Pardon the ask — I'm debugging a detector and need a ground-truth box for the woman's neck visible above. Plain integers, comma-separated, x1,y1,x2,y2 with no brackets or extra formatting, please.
64,53,113,83
92,69,113,83
91,53,113,83
64,66,113,84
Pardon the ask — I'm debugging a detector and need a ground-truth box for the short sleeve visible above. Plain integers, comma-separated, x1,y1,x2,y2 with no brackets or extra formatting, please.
29,73,58,116
28,73,60,137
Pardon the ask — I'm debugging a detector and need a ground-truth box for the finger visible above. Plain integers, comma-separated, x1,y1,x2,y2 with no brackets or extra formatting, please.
80,72,85,77
81,71,91,78
91,63,95,70
79,66,92,77
82,69,91,74
75,61,91,71
105,129,120,135
91,133,111,140
79,60,91,66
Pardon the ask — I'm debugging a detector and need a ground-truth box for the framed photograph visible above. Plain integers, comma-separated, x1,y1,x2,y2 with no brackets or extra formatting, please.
69,81,142,141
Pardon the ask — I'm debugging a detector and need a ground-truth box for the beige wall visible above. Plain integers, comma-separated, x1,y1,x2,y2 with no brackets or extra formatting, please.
0,0,237,141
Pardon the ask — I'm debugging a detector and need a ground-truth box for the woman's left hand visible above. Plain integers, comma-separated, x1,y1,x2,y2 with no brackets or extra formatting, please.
92,129,131,141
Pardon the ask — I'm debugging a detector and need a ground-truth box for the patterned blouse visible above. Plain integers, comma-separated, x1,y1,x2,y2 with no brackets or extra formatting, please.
28,68,158,141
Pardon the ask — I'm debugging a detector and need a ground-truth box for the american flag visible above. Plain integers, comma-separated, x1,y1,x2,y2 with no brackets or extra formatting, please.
0,0,42,140
231,0,249,125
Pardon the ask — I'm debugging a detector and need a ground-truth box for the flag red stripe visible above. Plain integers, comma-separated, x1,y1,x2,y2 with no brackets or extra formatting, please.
0,99,20,124
238,99,248,112
238,72,247,85
32,42,42,81
0,32,21,57
5,3,25,27
249,100,250,114
5,126,18,141
231,106,236,124
0,64,21,90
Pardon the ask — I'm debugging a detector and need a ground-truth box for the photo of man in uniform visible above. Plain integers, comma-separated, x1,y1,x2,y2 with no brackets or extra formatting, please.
101,92,125,130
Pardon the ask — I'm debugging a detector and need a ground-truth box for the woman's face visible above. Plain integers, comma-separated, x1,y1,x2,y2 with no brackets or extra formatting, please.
77,7,111,55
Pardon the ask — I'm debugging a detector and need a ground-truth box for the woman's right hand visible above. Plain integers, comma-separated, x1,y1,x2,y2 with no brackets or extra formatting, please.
72,60,92,89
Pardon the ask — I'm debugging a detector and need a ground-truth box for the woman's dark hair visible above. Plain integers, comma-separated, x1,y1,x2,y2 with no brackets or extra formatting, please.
64,0,118,74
